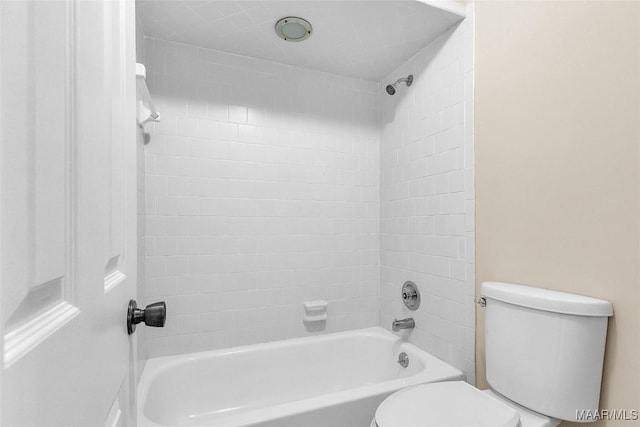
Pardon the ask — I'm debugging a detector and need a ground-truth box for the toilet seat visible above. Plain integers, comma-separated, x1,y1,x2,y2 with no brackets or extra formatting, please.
374,381,520,427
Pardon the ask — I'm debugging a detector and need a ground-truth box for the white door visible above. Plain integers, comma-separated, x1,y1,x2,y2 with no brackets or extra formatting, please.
1,0,139,425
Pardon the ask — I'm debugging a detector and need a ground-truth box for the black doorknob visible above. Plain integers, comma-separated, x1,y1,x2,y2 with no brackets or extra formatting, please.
127,299,166,335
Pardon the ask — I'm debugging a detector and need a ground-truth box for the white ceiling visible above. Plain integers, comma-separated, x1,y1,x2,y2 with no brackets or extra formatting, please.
137,1,465,81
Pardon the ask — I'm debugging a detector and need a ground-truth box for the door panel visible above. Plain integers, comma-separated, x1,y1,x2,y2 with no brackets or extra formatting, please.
1,0,77,369
1,0,138,425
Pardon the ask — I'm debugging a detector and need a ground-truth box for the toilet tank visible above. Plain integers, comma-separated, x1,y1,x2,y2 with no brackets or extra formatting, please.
482,282,613,423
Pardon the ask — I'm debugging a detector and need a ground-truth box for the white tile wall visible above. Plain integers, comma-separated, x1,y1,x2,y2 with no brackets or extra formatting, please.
141,9,475,377
143,38,380,357
379,8,475,382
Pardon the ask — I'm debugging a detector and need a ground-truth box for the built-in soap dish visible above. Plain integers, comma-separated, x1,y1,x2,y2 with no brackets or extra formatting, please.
303,300,328,322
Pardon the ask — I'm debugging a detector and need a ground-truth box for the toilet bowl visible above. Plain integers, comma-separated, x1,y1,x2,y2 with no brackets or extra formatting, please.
371,381,558,427
372,282,613,427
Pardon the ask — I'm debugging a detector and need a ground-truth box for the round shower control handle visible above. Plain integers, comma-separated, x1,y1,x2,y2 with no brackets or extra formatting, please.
127,299,166,335
401,281,421,310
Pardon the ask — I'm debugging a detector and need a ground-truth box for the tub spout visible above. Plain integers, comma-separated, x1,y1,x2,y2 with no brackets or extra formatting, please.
392,318,415,332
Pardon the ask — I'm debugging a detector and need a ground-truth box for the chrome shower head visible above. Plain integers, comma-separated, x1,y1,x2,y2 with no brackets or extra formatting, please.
385,74,413,95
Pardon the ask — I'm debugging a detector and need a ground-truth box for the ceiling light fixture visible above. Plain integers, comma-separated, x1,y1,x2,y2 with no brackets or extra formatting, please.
275,17,312,42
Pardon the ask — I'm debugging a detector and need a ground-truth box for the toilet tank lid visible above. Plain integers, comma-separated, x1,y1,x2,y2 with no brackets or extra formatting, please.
482,282,613,317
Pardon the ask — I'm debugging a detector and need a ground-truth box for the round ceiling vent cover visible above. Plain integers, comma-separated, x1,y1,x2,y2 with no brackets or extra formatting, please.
275,17,312,42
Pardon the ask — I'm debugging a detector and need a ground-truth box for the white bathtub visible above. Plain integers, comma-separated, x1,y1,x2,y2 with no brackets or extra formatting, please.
138,327,464,427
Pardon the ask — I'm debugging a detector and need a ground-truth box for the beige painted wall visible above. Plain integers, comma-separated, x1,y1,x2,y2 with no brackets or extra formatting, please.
475,1,640,426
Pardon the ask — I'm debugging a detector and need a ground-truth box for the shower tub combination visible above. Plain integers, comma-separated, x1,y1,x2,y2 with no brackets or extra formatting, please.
138,327,464,427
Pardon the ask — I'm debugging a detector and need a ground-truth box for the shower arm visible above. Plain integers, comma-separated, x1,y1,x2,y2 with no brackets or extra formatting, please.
393,75,413,87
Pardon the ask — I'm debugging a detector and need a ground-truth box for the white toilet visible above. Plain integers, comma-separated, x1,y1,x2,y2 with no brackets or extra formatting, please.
372,281,613,427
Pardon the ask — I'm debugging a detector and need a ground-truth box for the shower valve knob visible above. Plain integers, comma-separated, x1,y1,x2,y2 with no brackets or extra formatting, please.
401,281,421,310
127,299,166,335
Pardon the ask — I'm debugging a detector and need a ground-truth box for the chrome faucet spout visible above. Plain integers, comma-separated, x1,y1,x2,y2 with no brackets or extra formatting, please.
392,317,415,332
